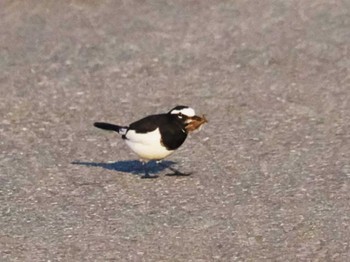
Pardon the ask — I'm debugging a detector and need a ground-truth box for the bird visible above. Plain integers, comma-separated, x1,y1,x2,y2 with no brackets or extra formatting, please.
93,105,208,178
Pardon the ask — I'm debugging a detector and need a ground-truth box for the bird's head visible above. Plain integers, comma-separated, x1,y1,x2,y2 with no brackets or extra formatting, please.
169,105,208,132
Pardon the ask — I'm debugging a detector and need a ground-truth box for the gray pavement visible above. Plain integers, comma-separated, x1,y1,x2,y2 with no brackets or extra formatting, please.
1,1,349,261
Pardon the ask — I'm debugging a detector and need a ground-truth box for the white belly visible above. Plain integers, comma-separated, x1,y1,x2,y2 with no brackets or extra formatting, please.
124,128,174,160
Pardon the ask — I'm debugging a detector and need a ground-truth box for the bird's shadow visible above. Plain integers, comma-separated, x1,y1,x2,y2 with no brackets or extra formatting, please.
71,160,177,176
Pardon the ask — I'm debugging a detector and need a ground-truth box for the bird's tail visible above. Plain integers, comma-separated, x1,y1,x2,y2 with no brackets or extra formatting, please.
94,122,128,135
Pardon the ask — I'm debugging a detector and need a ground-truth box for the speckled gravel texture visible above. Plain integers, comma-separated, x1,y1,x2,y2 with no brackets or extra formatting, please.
1,1,350,261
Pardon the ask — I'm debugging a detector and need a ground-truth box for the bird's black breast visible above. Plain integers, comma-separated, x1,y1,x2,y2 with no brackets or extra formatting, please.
159,117,187,150
127,114,188,150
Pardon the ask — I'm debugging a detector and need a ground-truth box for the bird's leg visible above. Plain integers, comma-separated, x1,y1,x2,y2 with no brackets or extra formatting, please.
141,160,158,179
166,165,192,176
157,161,192,176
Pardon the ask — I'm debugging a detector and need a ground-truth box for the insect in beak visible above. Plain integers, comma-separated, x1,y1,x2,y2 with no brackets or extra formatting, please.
185,114,208,132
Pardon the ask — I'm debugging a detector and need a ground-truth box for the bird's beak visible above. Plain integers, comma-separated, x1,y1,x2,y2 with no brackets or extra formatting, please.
185,114,208,132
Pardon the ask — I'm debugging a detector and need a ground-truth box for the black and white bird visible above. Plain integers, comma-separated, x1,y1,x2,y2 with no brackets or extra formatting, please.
94,105,207,178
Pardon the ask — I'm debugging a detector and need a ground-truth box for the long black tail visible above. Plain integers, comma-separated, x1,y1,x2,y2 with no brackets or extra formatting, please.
94,122,127,134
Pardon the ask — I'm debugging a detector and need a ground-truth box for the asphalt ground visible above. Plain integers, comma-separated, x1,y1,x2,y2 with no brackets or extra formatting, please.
1,1,349,261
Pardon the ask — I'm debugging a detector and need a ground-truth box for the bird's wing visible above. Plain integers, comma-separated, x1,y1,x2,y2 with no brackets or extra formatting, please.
128,114,165,133
123,114,164,143
126,114,187,150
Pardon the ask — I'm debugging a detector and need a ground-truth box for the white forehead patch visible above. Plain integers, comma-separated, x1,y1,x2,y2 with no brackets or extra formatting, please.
170,107,195,117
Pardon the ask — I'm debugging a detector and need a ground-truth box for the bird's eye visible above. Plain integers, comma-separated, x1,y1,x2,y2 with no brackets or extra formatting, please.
178,113,183,118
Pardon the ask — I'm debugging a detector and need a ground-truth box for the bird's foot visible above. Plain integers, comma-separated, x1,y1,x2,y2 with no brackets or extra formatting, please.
141,174,159,179
165,171,192,177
